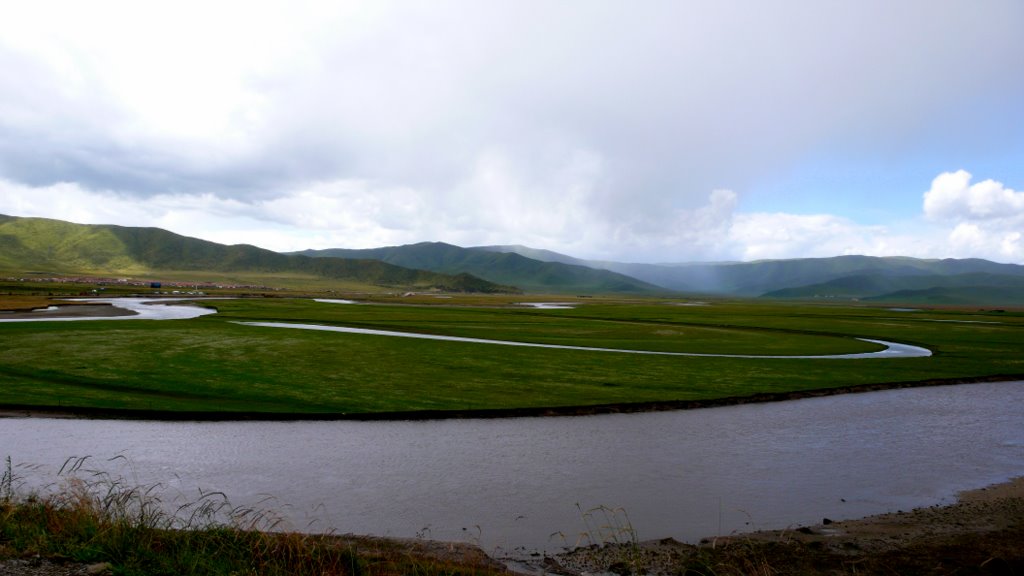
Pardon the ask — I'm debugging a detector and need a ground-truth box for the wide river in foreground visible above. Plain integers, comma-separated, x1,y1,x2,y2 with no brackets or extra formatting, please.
2,381,1022,557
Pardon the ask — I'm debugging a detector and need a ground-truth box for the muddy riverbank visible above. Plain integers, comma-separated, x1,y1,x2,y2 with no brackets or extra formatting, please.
541,477,1024,575
3,478,1021,575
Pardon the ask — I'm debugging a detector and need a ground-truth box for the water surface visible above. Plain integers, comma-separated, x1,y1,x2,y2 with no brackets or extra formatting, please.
0,298,217,322
3,381,1021,556
237,321,932,358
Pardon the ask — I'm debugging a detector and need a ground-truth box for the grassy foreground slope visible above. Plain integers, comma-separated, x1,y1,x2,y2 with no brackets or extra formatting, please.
0,297,1021,416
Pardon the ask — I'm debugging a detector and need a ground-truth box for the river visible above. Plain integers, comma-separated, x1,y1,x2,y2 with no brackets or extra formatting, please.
2,380,1021,557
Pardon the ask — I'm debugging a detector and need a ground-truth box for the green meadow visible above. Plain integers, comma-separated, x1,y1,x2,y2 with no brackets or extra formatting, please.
1,297,1022,415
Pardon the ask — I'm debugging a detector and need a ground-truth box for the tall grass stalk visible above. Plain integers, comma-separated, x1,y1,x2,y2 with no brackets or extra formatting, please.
572,503,645,574
1,456,13,502
0,456,503,576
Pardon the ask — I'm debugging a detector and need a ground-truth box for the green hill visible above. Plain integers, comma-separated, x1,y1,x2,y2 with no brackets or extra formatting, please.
293,242,664,294
474,244,592,266
862,286,1024,306
0,215,514,293
7,214,1021,301
609,255,1024,296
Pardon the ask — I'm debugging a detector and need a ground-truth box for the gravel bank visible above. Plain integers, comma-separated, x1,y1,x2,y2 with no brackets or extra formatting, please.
540,477,1024,575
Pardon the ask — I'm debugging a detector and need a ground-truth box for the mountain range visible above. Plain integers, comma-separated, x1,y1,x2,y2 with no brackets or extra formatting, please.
3,214,1024,304
475,245,1024,305
291,243,661,294
0,215,514,293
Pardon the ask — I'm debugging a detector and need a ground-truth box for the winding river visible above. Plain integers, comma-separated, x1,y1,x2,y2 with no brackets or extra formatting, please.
236,321,931,359
2,297,931,358
2,381,1022,557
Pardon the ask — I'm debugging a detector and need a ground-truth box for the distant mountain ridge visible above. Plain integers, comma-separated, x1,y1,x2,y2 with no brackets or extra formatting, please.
292,242,663,294
5,213,1023,303
0,215,515,293
476,245,1024,304
763,271,1024,299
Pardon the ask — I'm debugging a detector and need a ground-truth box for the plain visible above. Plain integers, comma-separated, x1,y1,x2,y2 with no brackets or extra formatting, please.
1,296,1021,416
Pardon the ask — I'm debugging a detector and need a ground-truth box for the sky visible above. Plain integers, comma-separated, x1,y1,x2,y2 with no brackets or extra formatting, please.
1,1,1023,264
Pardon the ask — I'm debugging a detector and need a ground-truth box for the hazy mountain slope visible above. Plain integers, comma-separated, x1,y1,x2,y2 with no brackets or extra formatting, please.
294,242,664,293
475,245,1024,297
763,272,1024,299
473,245,706,292
616,255,1024,295
689,257,918,295
862,286,1024,306
474,244,592,267
0,215,513,292
475,247,917,293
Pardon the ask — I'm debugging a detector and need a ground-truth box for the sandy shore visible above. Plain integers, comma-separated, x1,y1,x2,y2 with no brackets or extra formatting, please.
541,477,1024,575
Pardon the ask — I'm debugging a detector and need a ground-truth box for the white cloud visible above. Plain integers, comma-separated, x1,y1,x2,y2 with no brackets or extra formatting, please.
728,213,910,261
922,170,1024,261
0,177,427,252
924,170,1024,221
944,222,1024,262
259,181,424,234
440,148,611,250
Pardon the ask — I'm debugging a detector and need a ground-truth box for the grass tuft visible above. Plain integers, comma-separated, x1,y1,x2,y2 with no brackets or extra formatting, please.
0,456,506,576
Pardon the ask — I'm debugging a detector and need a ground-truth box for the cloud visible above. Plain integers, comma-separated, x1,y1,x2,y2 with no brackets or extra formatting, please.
0,177,424,252
924,170,1024,221
2,1,1022,203
581,188,741,262
2,3,1024,264
729,213,890,261
922,170,1024,261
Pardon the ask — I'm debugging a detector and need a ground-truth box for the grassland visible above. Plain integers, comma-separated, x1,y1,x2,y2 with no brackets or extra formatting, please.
1,295,1021,416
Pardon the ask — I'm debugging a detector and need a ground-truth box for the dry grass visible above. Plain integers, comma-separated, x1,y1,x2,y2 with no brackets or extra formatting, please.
0,296,55,312
0,456,507,576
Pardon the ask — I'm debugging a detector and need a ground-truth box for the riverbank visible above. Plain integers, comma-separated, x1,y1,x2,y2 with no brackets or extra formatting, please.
3,478,1022,575
541,477,1024,575
2,374,1021,421
0,303,136,319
